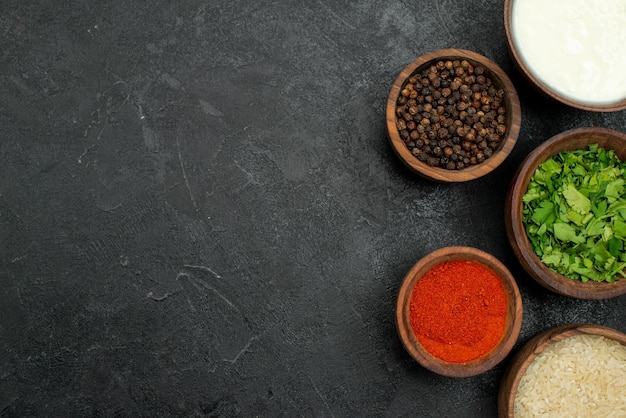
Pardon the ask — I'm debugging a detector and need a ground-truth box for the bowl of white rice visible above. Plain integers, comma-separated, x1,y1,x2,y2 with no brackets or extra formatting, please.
498,323,626,417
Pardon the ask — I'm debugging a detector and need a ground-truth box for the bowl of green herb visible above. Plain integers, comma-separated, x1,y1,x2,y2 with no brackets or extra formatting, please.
506,127,626,299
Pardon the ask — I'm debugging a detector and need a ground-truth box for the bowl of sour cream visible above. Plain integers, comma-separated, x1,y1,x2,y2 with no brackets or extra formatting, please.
504,0,626,112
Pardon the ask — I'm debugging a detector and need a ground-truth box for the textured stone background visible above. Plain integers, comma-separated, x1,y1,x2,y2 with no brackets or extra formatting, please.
1,0,625,416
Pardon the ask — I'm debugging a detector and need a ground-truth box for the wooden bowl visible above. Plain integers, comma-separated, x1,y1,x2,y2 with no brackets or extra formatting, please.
395,246,523,377
386,48,521,182
498,323,626,418
505,127,626,299
504,0,626,112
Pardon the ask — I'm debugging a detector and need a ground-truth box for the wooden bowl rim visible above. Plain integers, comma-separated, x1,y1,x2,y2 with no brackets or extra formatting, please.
395,246,523,378
506,127,626,299
386,48,522,182
503,0,626,112
498,323,626,418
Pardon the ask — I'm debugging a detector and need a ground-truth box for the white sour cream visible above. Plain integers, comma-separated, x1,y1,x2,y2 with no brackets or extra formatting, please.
512,0,626,105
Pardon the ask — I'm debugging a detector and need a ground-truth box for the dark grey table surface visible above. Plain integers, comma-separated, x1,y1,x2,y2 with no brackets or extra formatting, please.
2,1,625,416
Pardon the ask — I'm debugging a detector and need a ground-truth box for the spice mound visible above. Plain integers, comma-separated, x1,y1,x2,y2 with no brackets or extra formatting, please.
395,60,508,170
514,334,626,417
409,260,507,363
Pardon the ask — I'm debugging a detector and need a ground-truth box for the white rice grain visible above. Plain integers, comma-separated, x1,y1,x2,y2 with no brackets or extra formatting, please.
514,334,626,417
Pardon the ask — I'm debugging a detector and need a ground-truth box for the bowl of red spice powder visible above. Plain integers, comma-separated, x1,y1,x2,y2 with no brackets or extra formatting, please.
386,49,522,182
395,246,523,377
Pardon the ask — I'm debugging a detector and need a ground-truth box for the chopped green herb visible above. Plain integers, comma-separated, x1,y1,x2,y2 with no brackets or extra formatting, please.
522,145,626,283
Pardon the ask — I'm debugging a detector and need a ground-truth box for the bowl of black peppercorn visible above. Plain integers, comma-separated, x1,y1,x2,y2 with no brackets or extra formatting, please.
386,49,521,182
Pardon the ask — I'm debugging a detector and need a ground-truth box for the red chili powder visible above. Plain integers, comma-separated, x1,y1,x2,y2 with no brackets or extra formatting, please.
409,260,507,363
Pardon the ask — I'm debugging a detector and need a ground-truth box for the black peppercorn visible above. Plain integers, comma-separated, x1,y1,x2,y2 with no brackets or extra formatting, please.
396,60,507,170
